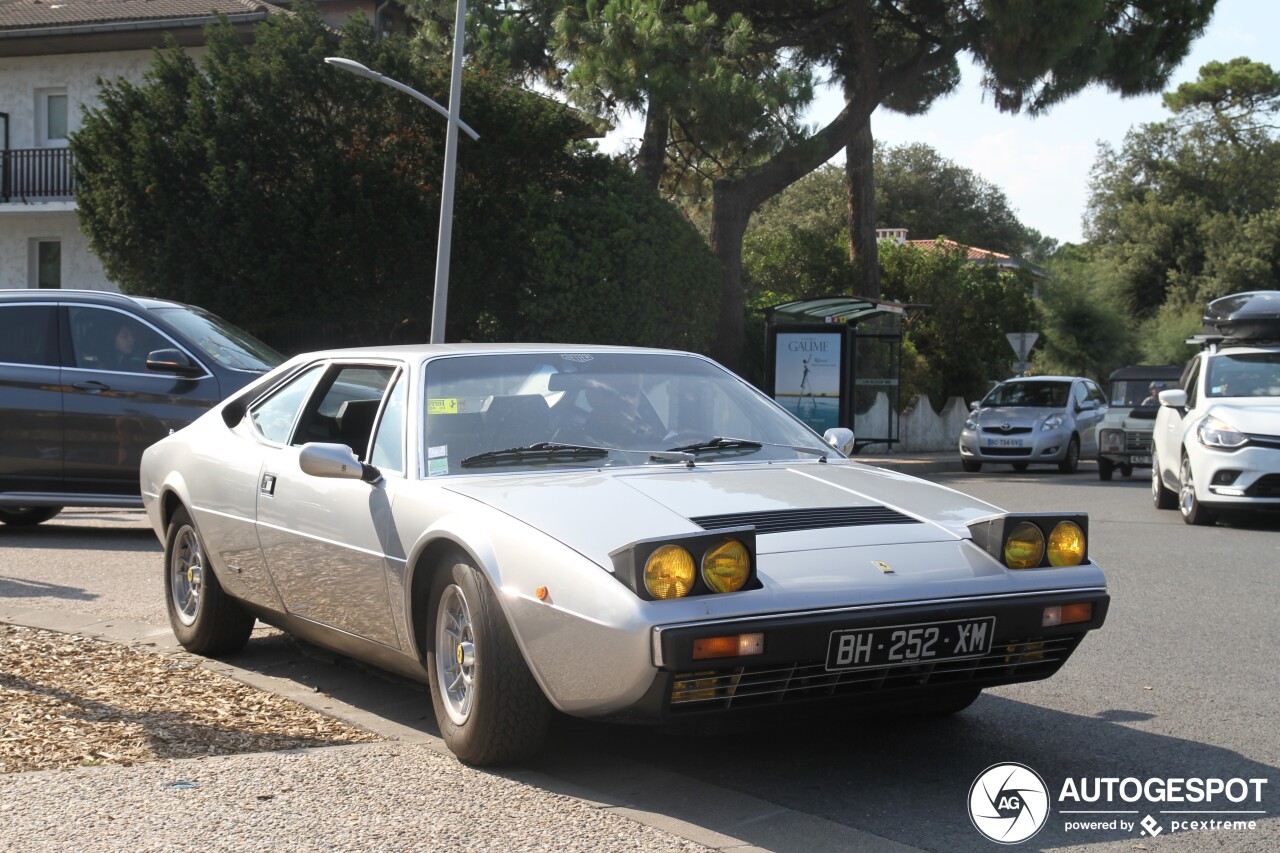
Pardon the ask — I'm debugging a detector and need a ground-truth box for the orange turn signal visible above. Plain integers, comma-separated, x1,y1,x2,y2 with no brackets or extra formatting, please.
1042,602,1093,627
692,632,764,660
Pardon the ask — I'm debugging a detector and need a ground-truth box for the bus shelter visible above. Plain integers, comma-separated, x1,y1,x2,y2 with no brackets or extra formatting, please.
764,297,904,451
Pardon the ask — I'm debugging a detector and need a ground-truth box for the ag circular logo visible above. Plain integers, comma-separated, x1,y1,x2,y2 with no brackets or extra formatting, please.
969,762,1051,844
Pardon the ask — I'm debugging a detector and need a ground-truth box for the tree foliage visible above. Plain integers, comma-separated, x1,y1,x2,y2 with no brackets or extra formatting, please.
72,7,718,352
878,241,1037,406
1085,56,1280,318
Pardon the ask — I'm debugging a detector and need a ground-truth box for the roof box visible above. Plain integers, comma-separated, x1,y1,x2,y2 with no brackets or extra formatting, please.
1202,291,1280,340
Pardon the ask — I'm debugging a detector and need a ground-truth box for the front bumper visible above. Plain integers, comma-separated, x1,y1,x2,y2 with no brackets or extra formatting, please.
615,587,1109,723
959,428,1072,463
1189,443,1280,507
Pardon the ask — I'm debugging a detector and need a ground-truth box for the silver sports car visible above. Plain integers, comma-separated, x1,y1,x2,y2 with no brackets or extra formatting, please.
140,344,1109,765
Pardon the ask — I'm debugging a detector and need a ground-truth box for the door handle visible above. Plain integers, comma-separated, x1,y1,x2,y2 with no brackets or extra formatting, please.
261,473,277,496
72,381,110,393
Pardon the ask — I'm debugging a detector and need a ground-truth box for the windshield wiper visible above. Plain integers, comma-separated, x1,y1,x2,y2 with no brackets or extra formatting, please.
666,436,832,461
460,442,610,468
666,436,764,455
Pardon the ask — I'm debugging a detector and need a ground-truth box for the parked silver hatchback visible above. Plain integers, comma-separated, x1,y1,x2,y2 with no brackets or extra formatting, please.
958,376,1108,473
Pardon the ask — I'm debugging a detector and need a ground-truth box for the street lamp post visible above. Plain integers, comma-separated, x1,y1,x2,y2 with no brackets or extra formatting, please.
325,3,476,344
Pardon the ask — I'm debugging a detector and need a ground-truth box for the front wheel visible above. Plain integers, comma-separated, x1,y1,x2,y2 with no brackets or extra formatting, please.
1098,458,1114,481
1058,436,1080,474
0,506,62,527
961,459,982,473
427,556,550,766
165,506,254,655
1179,456,1216,526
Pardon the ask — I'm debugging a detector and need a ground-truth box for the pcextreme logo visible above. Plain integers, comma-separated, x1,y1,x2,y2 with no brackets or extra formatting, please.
968,764,1270,844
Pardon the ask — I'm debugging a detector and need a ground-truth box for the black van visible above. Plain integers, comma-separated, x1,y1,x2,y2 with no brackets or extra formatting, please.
0,289,282,525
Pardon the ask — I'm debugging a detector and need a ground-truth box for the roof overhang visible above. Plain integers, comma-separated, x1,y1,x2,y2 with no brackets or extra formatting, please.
0,12,269,57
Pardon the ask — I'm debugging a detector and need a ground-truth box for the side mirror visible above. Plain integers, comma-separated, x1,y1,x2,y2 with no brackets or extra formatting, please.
1077,400,1097,412
969,401,981,412
146,348,204,377
299,442,382,483
1158,388,1188,409
823,427,855,456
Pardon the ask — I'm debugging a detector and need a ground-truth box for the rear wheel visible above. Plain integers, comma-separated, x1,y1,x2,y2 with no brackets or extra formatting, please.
165,506,254,655
1058,436,1080,474
1098,458,1114,481
1179,456,1216,526
961,459,982,473
1152,464,1177,509
426,555,550,766
0,507,62,527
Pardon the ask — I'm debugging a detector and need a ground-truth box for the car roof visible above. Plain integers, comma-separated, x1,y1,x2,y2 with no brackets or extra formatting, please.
0,288,195,312
1107,364,1183,381
999,375,1080,383
277,342,694,361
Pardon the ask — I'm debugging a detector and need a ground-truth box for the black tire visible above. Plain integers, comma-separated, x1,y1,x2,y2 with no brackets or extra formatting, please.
1011,462,1029,472
961,459,982,473
1119,464,1134,478
1152,464,1177,510
0,506,62,527
164,506,254,655
1098,458,1114,481
1058,436,1080,474
426,555,551,766
1179,456,1216,526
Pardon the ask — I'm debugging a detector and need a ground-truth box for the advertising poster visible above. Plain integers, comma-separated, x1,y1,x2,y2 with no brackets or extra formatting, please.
774,331,841,432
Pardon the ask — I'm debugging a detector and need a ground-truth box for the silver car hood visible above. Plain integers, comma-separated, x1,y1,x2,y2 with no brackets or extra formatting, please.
443,460,1002,570
976,406,1061,428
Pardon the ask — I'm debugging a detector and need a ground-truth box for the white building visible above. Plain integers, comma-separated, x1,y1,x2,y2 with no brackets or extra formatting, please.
1,0,408,291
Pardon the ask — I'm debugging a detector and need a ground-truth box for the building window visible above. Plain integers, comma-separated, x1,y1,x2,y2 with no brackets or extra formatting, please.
36,89,69,148
30,240,61,288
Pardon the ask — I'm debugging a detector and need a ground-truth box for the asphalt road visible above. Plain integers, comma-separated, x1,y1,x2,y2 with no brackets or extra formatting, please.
1,468,1277,852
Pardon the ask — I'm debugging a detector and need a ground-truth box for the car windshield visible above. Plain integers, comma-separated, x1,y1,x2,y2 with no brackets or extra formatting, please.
1110,379,1171,407
982,381,1070,408
151,306,284,372
1206,351,1280,399
423,352,832,474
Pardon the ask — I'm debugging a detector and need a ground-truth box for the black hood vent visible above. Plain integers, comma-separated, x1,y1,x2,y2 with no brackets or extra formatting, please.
690,505,921,534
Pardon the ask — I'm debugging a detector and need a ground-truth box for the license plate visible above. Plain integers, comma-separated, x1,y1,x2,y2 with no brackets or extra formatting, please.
986,438,1022,447
1132,455,1151,465
826,617,996,672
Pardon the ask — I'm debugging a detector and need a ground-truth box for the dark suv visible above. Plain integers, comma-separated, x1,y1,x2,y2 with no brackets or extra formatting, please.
0,289,283,526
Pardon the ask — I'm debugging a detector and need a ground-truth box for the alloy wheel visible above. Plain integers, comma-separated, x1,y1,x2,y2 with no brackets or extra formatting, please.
169,524,203,627
435,583,476,726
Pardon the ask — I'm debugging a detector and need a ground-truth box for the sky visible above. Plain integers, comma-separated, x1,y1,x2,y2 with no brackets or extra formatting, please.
599,0,1280,246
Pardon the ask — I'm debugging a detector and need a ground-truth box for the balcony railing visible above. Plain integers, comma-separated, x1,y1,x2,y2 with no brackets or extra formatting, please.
2,148,76,202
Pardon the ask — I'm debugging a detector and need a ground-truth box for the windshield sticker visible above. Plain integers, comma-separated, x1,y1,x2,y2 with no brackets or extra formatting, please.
560,354,594,363
427,444,449,477
428,398,459,414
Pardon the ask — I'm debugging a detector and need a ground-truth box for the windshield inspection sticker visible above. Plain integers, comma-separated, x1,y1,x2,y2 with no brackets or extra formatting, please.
427,445,449,477
428,398,458,414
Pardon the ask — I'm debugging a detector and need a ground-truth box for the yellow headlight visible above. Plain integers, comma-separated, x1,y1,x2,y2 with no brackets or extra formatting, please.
1004,521,1045,569
701,539,750,594
644,545,695,599
1047,520,1086,566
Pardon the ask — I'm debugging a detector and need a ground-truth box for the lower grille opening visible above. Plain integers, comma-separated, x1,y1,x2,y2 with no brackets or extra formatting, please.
669,636,1080,713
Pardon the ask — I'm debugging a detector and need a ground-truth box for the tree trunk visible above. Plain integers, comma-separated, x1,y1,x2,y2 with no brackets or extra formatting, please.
845,118,879,300
637,97,669,191
709,177,753,370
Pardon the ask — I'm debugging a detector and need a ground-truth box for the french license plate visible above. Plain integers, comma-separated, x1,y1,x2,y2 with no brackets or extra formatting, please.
825,617,996,672
1132,455,1151,465
986,438,1022,447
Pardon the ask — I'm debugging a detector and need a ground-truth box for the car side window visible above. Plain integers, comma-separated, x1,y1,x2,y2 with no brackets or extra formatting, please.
68,307,174,374
249,364,324,445
293,365,397,461
1086,381,1106,406
371,371,406,473
0,305,59,366
1073,383,1089,409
